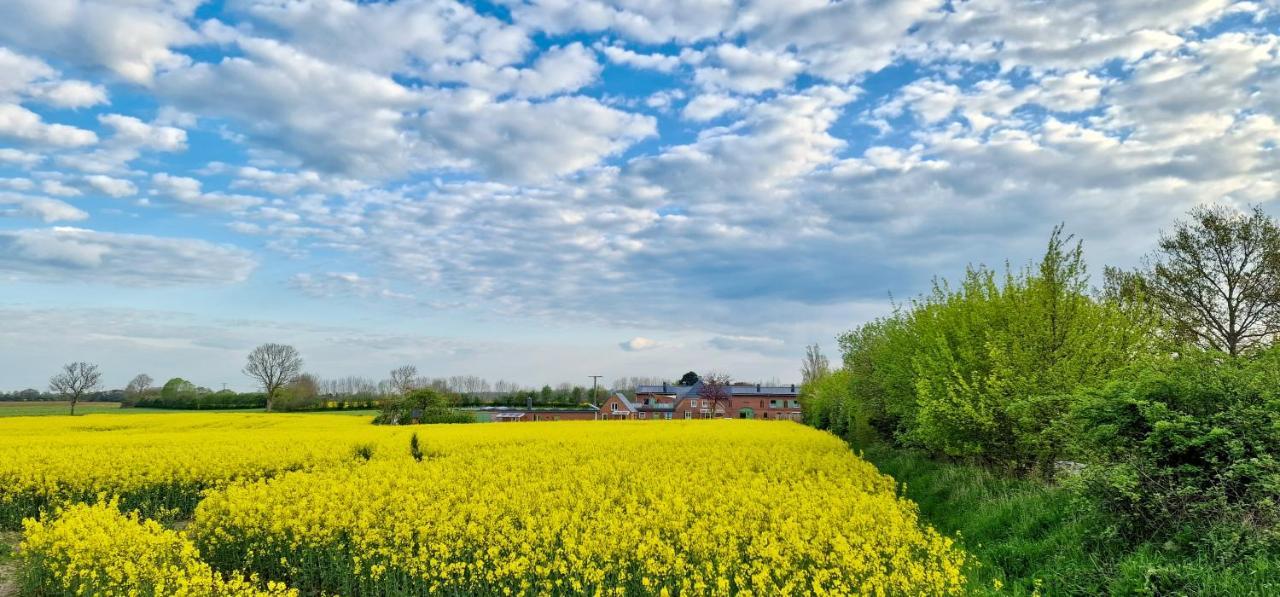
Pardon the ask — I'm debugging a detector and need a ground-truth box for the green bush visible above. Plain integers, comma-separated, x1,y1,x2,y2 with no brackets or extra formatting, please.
1072,348,1280,555
819,227,1156,475
374,388,474,425
134,391,266,410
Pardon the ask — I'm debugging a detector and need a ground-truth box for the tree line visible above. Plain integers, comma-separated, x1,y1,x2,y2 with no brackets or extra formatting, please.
801,205,1280,577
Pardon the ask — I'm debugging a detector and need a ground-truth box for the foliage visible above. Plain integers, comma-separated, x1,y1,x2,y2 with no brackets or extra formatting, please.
1071,347,1280,555
816,226,1156,474
1138,205,1280,356
135,391,267,410
191,421,967,596
20,501,295,596
864,443,1280,596
374,388,474,425
679,371,700,386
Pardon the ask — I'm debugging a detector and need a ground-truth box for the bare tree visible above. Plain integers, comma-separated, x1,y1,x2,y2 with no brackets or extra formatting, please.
49,362,102,415
697,372,732,418
243,343,303,411
801,343,830,385
390,365,418,395
1142,205,1280,356
123,373,154,404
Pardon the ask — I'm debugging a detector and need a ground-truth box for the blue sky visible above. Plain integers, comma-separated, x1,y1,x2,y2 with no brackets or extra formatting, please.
1,0,1278,391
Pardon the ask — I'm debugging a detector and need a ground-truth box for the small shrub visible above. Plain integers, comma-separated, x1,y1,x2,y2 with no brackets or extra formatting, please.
409,433,423,462
351,443,375,462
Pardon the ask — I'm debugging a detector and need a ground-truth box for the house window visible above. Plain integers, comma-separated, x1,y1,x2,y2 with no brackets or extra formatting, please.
690,399,698,407
611,403,619,412
770,399,779,408
639,412,646,419
683,411,692,419
665,413,672,420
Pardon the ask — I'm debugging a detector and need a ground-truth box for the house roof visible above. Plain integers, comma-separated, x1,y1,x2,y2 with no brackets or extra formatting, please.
635,382,798,396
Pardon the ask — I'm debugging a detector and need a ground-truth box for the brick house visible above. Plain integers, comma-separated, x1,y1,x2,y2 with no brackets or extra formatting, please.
600,381,802,421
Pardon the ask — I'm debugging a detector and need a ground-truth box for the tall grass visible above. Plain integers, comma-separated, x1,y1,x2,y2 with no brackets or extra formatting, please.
863,444,1280,595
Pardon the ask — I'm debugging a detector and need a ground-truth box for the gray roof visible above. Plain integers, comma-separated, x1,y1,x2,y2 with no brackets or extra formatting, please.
635,382,798,396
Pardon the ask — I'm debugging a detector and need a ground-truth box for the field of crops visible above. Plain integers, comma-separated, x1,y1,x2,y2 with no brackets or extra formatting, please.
3,413,967,595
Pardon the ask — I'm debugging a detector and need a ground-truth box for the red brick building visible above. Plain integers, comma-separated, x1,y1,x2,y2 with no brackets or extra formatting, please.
600,381,802,421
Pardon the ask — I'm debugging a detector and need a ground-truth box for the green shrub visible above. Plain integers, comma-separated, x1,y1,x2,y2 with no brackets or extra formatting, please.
820,226,1156,475
374,388,474,425
1072,348,1280,555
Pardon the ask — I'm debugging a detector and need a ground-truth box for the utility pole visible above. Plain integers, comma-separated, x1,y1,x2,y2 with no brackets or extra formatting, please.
588,375,602,407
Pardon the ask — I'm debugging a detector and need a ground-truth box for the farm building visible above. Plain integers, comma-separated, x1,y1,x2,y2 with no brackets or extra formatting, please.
600,381,802,421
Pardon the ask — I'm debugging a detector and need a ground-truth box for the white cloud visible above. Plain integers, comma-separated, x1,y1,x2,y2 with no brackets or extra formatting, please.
289,272,411,300
151,173,264,213
0,148,42,167
619,336,660,351
681,94,743,121
40,180,82,197
84,175,138,198
0,0,200,84
0,103,97,147
98,114,187,152
602,45,680,72
691,44,804,93
0,193,88,223
419,92,657,183
0,227,257,285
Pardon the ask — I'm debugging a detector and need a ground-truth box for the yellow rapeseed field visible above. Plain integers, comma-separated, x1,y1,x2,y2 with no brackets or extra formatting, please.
7,413,968,595
0,412,408,528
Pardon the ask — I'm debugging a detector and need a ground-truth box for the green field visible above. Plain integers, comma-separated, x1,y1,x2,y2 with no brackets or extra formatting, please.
0,402,379,418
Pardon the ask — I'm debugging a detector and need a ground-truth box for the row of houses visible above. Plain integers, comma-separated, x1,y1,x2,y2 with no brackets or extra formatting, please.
474,381,802,423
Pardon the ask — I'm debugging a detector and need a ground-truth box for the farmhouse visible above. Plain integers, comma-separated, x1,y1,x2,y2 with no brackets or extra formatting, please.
600,381,802,421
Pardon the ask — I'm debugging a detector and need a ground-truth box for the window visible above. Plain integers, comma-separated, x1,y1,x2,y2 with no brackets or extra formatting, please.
690,399,698,407
665,413,672,420
760,400,765,408
610,403,619,412
770,399,779,408
683,411,692,419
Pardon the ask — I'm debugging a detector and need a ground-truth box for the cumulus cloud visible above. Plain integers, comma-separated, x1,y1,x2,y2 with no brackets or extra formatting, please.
0,0,201,83
0,193,89,223
0,227,257,284
84,175,138,198
619,336,660,351
0,103,98,147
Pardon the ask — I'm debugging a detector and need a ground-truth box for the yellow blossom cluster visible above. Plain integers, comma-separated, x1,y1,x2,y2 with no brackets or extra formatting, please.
19,501,297,596
0,412,409,528
191,420,967,595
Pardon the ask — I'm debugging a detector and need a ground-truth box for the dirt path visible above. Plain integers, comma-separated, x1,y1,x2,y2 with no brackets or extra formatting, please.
0,531,19,597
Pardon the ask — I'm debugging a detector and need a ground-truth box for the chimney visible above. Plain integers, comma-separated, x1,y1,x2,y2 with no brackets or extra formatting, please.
526,396,533,409
756,383,761,392
662,382,668,392
790,384,796,392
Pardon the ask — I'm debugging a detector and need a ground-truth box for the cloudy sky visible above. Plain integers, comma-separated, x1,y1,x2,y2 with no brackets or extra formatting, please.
1,0,1278,391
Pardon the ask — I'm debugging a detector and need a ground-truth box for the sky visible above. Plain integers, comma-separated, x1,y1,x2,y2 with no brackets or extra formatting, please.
1,0,1278,391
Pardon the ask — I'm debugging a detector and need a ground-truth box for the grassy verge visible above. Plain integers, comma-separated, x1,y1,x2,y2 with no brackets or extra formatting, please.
861,444,1280,595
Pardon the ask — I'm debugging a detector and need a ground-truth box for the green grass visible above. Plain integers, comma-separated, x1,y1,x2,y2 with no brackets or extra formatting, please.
0,402,380,418
861,444,1280,595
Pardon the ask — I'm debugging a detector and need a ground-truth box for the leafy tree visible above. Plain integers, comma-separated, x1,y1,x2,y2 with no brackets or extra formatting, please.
242,343,302,411
1141,205,1280,356
678,371,700,386
48,362,102,415
161,378,197,402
